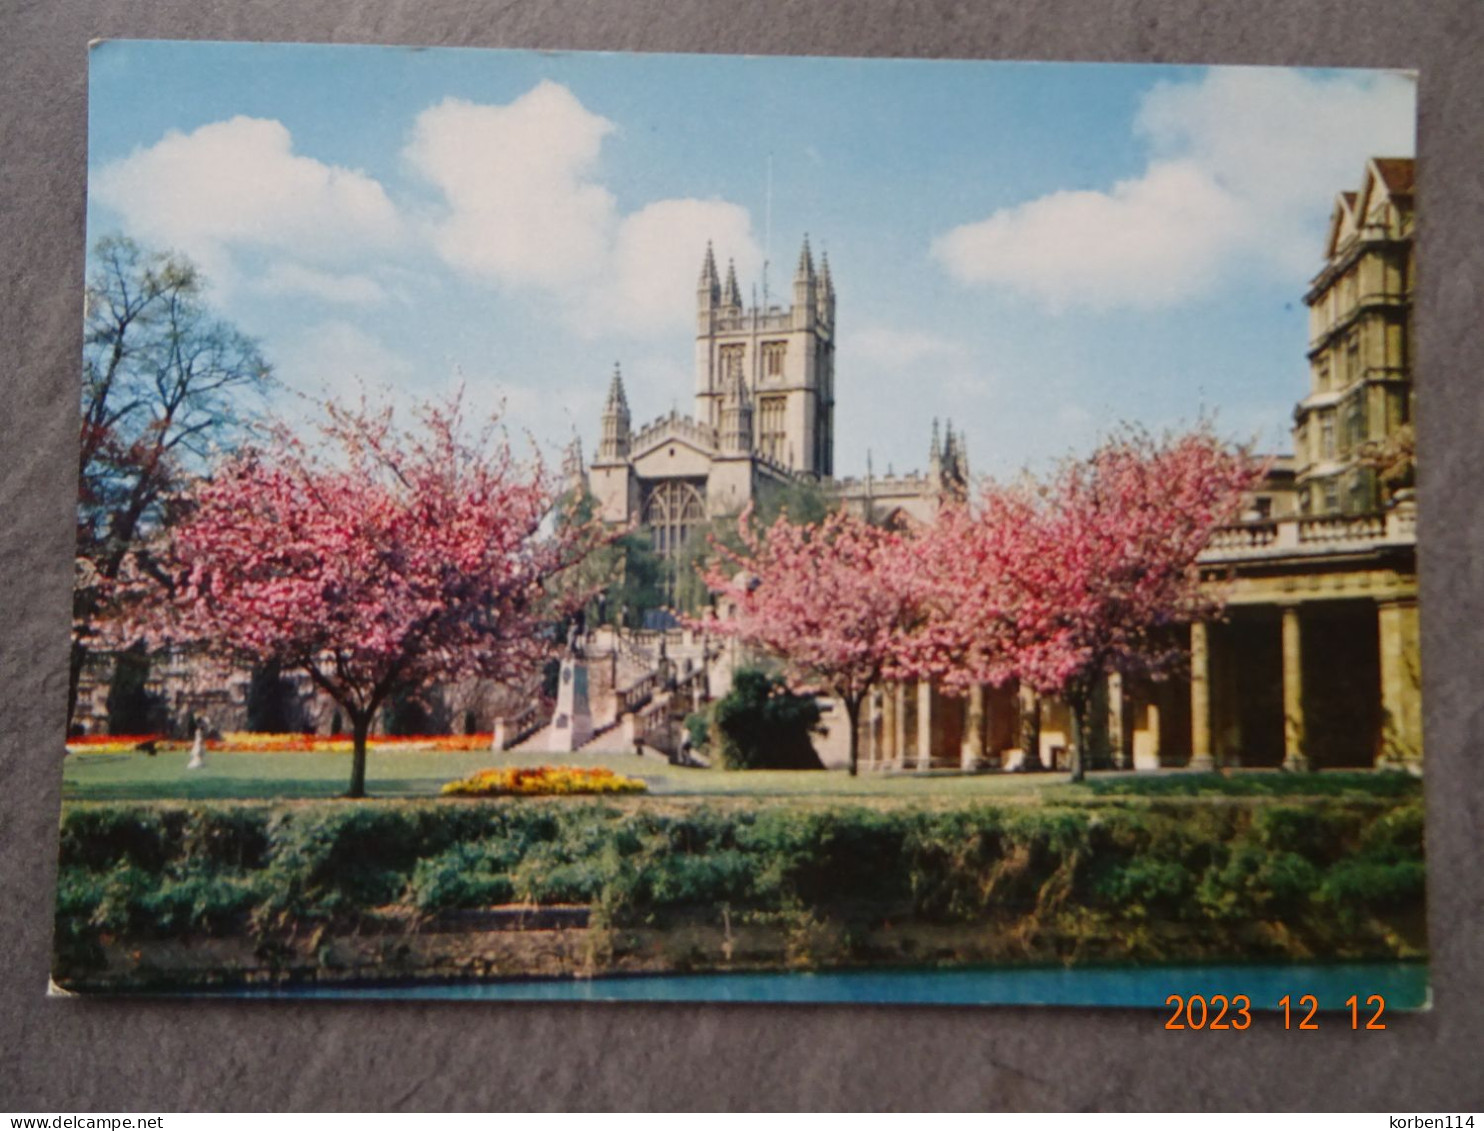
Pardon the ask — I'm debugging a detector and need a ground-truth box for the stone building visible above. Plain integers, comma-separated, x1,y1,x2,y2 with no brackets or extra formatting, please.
1294,157,1416,517
584,237,966,576
857,156,1421,775
1187,156,1419,773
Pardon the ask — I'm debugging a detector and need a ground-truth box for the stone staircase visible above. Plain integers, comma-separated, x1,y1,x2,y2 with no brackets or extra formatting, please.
493,627,731,761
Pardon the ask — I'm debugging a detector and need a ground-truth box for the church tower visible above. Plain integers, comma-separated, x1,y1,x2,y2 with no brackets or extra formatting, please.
694,235,835,478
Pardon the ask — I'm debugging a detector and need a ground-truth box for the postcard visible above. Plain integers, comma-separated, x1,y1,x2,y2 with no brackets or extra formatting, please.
57,41,1424,1010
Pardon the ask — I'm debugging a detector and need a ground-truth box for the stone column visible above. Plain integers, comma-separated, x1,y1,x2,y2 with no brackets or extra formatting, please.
867,690,883,771
1018,683,1042,771
1106,672,1126,770
895,683,910,769
1189,622,1214,770
1133,700,1162,771
961,684,986,772
1281,605,1309,771
916,681,935,772
1377,598,1422,771
878,679,890,765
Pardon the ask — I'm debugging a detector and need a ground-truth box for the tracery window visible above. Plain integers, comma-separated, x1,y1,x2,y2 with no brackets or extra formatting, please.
762,341,787,379
643,480,707,561
758,395,787,462
720,344,745,386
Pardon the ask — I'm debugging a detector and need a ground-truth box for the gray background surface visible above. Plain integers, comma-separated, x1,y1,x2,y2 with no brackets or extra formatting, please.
2,0,1481,1112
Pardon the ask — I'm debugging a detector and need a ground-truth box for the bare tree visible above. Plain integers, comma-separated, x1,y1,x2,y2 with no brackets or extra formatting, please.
71,236,270,729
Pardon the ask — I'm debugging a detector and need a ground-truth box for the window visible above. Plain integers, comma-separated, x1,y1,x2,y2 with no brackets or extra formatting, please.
643,480,706,562
719,344,745,386
1345,332,1361,385
1320,413,1336,461
1345,395,1367,452
762,341,787,379
1322,479,1340,514
1315,358,1330,393
758,395,787,462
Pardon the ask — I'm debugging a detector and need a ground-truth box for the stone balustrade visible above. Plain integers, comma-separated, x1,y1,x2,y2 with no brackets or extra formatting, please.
1200,502,1416,564
630,411,719,454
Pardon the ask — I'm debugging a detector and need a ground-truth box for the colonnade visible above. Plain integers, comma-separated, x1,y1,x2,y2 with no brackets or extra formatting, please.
848,595,1420,773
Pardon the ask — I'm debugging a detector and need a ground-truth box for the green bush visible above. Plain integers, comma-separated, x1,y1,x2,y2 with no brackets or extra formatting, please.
711,669,824,770
53,795,1427,972
1196,846,1323,921
1077,771,1421,800
405,842,517,912
684,710,711,753
1321,859,1426,912
1092,858,1195,919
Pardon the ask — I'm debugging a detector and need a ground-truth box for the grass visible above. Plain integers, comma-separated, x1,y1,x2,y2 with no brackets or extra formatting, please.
59,746,1421,805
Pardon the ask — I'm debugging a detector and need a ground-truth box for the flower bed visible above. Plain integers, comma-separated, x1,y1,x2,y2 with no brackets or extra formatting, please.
66,732,498,755
64,734,170,754
441,765,648,797
223,732,496,753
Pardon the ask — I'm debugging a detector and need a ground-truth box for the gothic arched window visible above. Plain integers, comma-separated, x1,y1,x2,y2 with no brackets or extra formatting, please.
643,480,706,560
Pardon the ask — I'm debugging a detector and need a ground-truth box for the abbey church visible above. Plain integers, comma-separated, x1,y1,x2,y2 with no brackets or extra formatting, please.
583,237,968,564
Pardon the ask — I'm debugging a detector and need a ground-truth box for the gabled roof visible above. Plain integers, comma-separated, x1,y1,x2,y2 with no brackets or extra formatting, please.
1356,156,1415,225
1372,157,1415,198
1324,191,1359,260
627,412,719,462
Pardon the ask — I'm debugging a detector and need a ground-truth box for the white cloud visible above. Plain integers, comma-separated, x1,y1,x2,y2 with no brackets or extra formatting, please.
405,84,617,290
275,320,416,408
933,68,1415,310
93,116,402,286
849,326,968,369
935,162,1241,311
406,83,762,337
585,199,762,336
257,263,389,306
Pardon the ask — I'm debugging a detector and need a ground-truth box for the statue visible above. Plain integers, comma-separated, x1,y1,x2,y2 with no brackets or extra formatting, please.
187,723,207,770
566,608,587,658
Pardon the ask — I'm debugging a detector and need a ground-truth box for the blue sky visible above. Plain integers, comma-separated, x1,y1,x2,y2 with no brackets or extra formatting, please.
87,41,1415,478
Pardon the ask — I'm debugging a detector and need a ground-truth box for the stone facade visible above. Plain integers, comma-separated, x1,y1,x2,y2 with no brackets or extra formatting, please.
851,157,1421,775
585,237,967,572
1295,157,1415,517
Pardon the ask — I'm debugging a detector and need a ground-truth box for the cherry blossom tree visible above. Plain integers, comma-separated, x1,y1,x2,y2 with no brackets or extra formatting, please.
127,393,598,797
920,426,1261,782
702,505,923,776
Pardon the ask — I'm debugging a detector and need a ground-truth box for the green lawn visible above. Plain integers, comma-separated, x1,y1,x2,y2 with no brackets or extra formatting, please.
60,747,1058,803
58,746,1420,805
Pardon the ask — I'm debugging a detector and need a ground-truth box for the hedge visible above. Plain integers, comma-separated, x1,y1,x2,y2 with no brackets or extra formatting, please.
54,795,1425,971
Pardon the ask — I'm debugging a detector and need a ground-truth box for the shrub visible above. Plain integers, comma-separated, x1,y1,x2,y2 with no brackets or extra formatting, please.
711,669,824,770
684,711,711,753
1196,846,1323,921
1092,858,1195,919
406,842,517,912
52,795,1427,976
1321,859,1426,913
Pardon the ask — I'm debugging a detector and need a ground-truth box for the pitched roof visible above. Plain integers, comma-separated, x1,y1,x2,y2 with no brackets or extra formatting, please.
1371,157,1415,197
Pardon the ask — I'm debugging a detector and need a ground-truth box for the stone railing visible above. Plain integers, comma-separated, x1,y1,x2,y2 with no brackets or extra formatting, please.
1297,512,1386,544
619,672,658,714
1200,502,1416,564
711,309,796,333
491,702,544,751
832,472,933,495
630,411,718,454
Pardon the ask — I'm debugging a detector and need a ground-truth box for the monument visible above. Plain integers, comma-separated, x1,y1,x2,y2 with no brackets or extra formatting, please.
547,619,594,752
